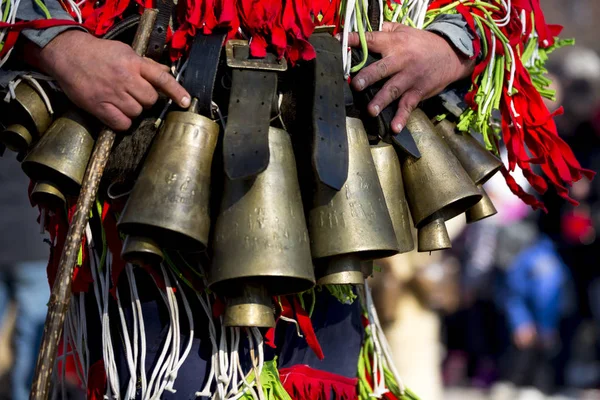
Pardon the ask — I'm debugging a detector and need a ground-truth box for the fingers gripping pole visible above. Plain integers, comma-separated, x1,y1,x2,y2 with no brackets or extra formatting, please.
29,9,159,400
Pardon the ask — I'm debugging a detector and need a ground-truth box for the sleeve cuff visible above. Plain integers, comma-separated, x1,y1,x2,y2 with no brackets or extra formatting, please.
425,13,478,59
17,0,87,48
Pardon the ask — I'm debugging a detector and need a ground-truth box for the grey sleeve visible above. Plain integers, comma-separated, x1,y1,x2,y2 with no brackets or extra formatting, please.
18,0,86,48
425,13,479,59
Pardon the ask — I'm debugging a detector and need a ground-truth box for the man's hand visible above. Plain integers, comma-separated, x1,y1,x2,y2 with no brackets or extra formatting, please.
32,30,190,131
348,22,475,133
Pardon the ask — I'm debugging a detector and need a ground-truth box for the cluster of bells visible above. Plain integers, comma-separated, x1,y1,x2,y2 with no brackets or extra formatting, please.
1,82,503,328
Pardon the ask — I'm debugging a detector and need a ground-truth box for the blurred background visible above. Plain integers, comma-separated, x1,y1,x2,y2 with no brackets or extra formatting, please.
1,1,599,400
371,1,600,399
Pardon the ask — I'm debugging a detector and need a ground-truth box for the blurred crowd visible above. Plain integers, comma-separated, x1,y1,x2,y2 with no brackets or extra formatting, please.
371,46,600,400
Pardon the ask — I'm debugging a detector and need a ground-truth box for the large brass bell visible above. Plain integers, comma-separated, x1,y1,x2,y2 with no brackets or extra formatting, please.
402,109,481,252
0,82,53,153
308,117,398,285
434,119,502,223
22,110,95,200
209,127,315,328
118,102,219,251
370,143,414,253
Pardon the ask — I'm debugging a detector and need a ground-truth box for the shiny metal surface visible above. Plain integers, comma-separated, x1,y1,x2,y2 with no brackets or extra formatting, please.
30,181,66,210
223,283,276,328
0,124,33,153
417,217,452,252
121,235,164,266
466,185,497,223
434,119,502,185
11,82,52,136
402,109,481,228
370,143,415,253
22,111,95,194
308,117,398,263
118,110,219,250
315,253,365,285
209,127,315,297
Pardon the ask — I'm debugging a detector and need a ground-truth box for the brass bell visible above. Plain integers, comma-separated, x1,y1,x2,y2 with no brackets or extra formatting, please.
433,119,502,223
418,217,451,252
118,103,219,250
370,143,414,253
308,117,398,285
0,82,53,153
402,109,481,252
0,124,33,153
121,236,164,266
209,127,315,328
465,185,497,223
434,119,502,185
22,110,95,196
30,181,66,210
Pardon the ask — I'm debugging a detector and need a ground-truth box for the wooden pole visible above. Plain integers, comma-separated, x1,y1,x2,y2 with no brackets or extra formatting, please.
29,9,159,399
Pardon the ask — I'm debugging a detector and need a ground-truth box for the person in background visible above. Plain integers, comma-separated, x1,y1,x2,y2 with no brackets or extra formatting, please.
496,219,570,396
0,153,50,400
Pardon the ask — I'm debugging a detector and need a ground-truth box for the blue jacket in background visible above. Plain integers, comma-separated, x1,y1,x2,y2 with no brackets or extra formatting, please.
499,236,569,335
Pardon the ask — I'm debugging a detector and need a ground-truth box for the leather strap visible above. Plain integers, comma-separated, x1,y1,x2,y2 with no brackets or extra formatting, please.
182,32,227,117
145,0,173,59
309,32,349,191
351,48,421,159
223,45,278,180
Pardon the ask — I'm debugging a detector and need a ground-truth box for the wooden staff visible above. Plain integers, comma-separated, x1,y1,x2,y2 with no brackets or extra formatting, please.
29,9,159,399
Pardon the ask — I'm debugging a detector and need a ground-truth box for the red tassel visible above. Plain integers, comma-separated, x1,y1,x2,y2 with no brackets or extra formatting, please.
280,365,358,400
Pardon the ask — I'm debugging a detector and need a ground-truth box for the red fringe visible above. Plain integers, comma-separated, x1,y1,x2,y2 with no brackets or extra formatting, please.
280,365,358,400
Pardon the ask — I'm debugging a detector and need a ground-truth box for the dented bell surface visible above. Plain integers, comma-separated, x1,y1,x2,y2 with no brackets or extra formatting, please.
118,106,219,250
121,235,164,266
308,117,398,285
370,143,414,254
0,82,53,153
434,119,501,224
22,110,95,195
209,127,315,328
402,109,481,252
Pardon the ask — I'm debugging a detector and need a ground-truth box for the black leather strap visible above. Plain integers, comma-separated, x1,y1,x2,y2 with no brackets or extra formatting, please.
309,32,349,191
182,32,227,117
145,0,173,60
223,46,278,180
351,48,421,159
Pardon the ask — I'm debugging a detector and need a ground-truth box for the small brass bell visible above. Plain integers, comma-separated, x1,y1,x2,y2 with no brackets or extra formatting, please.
434,119,502,223
118,102,219,250
402,109,481,252
418,217,451,252
0,124,33,153
434,119,502,185
22,110,95,195
121,236,164,266
0,82,53,153
209,127,315,328
465,185,497,223
30,181,66,210
308,117,398,285
370,143,414,253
